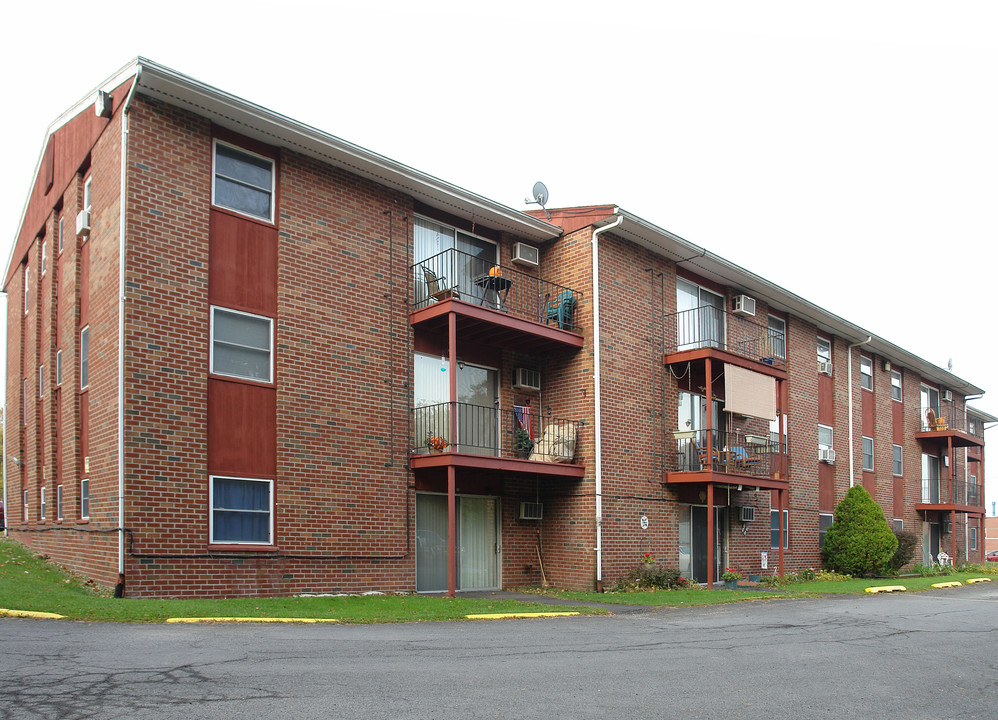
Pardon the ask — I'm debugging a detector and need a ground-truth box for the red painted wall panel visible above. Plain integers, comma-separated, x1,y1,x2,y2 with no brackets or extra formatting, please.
208,210,278,315
207,379,277,477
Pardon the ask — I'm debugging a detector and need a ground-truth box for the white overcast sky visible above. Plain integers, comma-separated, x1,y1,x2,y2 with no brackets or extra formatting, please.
3,1,998,510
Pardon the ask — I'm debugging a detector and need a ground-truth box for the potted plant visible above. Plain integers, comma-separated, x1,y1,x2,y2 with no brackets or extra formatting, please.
721,568,742,589
641,552,656,566
426,435,449,453
513,428,534,459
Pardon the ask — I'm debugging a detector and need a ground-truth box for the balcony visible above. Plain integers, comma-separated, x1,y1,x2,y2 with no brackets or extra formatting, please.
918,476,983,512
664,429,788,489
409,249,583,353
409,402,585,478
915,408,985,448
663,306,787,377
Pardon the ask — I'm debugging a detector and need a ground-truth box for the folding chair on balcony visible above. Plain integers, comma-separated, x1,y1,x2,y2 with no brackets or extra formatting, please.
730,446,761,471
422,266,459,303
925,408,948,431
690,438,718,471
544,290,576,330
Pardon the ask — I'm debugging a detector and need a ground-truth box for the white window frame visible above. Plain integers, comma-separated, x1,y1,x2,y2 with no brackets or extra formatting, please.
209,475,274,545
210,306,274,384
56,350,62,385
23,490,29,521
82,177,92,243
819,513,833,550
862,436,874,472
41,240,47,275
39,365,44,398
971,526,978,551
860,355,873,391
817,337,831,364
893,518,903,532
771,508,789,549
893,444,903,476
891,370,902,402
57,484,63,521
58,216,64,254
40,487,46,520
768,315,786,359
80,326,90,390
818,424,833,452
80,478,90,520
24,265,29,314
212,140,275,222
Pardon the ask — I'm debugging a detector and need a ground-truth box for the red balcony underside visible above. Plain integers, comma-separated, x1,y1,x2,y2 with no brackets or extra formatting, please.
410,451,585,479
914,429,984,449
915,502,984,514
664,347,788,379
410,297,584,353
664,469,789,491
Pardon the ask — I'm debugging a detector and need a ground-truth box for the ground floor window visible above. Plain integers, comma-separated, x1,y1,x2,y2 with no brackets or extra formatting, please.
819,513,833,549
771,508,788,549
970,527,978,551
210,476,273,544
80,479,89,520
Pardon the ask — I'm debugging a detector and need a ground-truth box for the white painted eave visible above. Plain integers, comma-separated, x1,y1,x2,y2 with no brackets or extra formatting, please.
594,207,985,397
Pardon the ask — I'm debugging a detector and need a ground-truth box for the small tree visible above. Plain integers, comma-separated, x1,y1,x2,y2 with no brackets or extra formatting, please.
886,530,918,574
821,486,898,576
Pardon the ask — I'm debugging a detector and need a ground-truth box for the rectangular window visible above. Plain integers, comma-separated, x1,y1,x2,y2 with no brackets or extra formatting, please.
80,478,90,519
768,315,786,359
771,508,789,549
862,436,874,472
41,240,47,275
80,326,90,389
971,527,978,551
893,444,903,476
893,519,903,533
56,350,62,385
818,424,833,451
819,513,833,549
24,265,29,314
210,476,273,545
40,487,46,520
57,484,63,521
891,370,902,402
58,216,64,254
212,141,274,221
210,307,273,383
23,378,28,425
23,490,29,521
860,355,873,390
817,337,831,363
39,365,44,397
82,177,92,243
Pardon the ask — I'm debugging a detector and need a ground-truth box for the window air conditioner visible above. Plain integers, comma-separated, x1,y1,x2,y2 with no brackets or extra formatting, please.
519,502,543,520
943,522,953,534
513,367,541,392
732,294,756,317
512,242,539,267
819,448,836,464
818,361,833,376
76,210,91,238
739,506,755,523
943,390,953,402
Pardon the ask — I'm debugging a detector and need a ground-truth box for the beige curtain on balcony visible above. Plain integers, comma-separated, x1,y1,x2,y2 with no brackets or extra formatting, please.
724,365,776,421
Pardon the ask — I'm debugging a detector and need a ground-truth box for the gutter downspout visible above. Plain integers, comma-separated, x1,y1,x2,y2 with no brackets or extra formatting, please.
117,68,142,587
847,336,872,488
592,213,623,591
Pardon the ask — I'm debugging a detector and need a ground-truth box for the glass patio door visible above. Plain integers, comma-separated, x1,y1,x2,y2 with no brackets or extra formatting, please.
922,453,940,503
678,391,725,469
414,217,497,304
677,278,724,350
690,505,726,584
413,353,450,451
415,493,500,592
457,363,498,455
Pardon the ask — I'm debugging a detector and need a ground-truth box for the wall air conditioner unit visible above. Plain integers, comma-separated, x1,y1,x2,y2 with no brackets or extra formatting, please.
818,361,833,376
943,390,953,402
513,367,541,392
511,242,539,267
739,506,755,523
519,502,543,520
943,522,953,534
732,294,756,317
819,448,836,464
75,210,91,238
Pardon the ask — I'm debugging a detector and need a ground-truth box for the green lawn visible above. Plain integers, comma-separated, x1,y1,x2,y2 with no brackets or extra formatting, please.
0,538,603,623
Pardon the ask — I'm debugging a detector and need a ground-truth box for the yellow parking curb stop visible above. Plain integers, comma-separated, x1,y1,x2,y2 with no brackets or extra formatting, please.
931,581,962,589
865,586,906,594
166,617,339,624
0,608,66,619
466,612,580,620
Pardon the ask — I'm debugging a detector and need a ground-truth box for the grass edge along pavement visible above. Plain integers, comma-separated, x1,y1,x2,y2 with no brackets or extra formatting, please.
3,538,997,623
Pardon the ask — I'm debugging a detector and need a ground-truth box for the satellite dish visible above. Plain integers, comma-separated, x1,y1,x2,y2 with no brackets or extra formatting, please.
525,181,551,219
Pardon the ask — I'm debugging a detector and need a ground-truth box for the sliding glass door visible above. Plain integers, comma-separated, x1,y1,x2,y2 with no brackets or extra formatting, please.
416,493,500,592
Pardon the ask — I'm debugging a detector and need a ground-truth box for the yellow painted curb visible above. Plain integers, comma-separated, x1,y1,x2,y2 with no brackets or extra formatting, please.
0,608,66,619
931,581,962,589
967,578,992,584
166,617,339,624
865,586,906,594
466,612,580,620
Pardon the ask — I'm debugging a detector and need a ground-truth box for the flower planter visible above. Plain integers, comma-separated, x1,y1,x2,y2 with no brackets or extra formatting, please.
725,579,738,589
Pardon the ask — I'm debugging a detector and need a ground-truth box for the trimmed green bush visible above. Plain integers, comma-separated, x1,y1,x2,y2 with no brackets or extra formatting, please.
821,486,898,577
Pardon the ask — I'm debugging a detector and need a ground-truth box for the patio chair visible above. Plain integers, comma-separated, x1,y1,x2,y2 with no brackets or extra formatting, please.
925,408,948,431
937,551,952,567
730,446,761,471
422,266,459,302
690,437,718,470
544,290,576,330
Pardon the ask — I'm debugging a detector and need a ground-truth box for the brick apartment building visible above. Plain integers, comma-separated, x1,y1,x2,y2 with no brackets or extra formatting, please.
3,58,993,597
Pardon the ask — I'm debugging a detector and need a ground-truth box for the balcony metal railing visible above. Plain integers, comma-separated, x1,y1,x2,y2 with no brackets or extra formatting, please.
411,402,581,463
667,428,783,479
921,477,982,506
411,249,582,332
918,407,984,437
664,306,786,368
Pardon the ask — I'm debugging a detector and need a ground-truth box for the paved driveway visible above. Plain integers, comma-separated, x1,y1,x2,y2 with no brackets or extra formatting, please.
2,584,996,719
